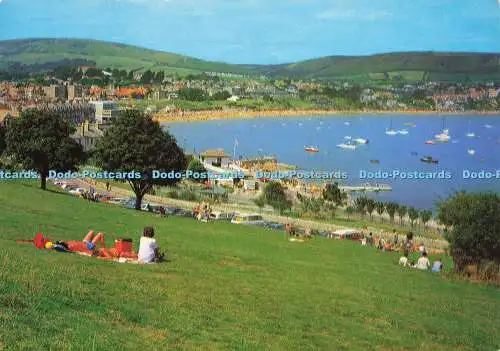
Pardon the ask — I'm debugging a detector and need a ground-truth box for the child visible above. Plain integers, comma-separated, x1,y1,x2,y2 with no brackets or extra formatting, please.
138,227,165,264
416,252,431,270
432,258,444,272
399,254,409,267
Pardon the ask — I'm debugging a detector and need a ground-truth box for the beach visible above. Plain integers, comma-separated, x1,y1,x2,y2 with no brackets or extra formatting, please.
153,108,500,123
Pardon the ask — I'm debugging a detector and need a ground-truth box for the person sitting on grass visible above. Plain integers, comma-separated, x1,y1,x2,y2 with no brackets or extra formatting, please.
138,227,165,264
304,228,313,239
432,258,444,272
416,252,431,270
399,254,409,267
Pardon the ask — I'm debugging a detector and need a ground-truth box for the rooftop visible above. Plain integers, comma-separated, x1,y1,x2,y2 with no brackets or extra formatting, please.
200,148,231,158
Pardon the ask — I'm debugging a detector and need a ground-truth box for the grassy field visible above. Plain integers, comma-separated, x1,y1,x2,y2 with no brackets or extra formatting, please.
1,181,499,350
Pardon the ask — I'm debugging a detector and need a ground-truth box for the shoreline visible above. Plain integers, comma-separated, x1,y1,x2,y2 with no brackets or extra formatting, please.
153,108,500,123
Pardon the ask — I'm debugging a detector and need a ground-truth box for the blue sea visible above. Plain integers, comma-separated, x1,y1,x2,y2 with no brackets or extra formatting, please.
163,114,500,210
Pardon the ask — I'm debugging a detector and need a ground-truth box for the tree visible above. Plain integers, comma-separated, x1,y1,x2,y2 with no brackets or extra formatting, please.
354,196,367,218
5,109,85,190
141,70,155,84
95,110,187,210
177,87,207,101
438,192,500,267
0,123,5,155
365,199,376,220
262,181,292,215
386,202,399,223
345,206,355,220
253,196,265,214
420,210,432,229
375,201,385,222
408,207,419,228
154,71,165,84
397,205,407,227
187,159,207,183
212,91,231,101
323,182,346,206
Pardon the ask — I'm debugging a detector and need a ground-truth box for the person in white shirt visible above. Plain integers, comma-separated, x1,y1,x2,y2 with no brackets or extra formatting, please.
399,255,409,267
416,252,431,270
138,226,163,264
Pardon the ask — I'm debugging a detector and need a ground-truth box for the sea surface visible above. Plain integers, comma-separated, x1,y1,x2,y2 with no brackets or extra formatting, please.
163,114,500,210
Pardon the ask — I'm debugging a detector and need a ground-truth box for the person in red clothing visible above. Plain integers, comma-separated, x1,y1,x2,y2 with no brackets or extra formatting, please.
65,230,106,254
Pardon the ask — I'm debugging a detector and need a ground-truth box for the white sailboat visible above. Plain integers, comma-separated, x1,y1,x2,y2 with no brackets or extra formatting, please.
468,149,476,155
385,118,397,135
398,129,409,135
466,120,475,138
435,117,451,142
337,142,357,150
353,138,369,144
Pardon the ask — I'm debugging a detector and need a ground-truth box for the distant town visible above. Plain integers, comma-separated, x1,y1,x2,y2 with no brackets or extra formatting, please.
1,65,499,153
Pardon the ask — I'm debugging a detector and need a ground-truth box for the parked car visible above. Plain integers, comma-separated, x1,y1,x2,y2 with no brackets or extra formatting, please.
68,187,86,196
328,229,363,240
231,213,265,225
209,211,235,221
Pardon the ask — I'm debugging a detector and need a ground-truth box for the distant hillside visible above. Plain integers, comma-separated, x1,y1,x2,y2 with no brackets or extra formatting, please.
0,38,499,82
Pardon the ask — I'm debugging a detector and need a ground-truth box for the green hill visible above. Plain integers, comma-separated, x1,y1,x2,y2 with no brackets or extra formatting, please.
0,38,499,81
1,181,500,350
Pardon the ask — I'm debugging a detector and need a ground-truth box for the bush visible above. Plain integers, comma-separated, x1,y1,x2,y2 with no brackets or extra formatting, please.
166,190,179,199
179,189,198,202
438,192,500,274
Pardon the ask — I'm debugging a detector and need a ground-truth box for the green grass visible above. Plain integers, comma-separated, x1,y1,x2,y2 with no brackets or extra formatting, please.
1,181,499,350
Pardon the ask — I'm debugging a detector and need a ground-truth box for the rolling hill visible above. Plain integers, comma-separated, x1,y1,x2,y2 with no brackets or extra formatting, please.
0,38,499,82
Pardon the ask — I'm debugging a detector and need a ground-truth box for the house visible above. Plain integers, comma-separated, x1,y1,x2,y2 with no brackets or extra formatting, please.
71,120,104,152
200,149,232,168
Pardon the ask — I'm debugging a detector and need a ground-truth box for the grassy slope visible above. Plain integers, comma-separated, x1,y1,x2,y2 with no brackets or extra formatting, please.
0,39,499,81
0,181,499,350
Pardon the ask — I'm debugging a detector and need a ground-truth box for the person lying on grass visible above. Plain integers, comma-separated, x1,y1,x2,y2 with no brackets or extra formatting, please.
61,230,121,259
138,226,165,264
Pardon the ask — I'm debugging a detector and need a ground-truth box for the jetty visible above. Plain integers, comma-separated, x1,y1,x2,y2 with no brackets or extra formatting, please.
339,183,392,192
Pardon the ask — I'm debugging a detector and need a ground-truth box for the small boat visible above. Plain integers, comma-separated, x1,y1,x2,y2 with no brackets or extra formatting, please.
484,124,493,129
370,159,380,164
466,120,475,137
304,146,319,153
468,149,475,155
344,122,350,126
386,118,397,135
425,140,436,145
337,143,357,150
353,138,369,144
404,122,417,127
435,117,451,142
344,136,352,140
398,129,409,135
435,129,450,142
420,156,438,164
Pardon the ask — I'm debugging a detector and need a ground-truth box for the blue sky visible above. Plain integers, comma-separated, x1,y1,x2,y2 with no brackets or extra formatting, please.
0,0,499,64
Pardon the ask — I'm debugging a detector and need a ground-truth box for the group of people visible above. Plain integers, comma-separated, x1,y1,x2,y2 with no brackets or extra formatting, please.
284,223,313,239
35,227,165,264
360,229,444,273
194,201,212,222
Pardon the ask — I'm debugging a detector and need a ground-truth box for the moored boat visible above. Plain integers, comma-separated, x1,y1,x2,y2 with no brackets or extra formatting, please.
420,156,438,164
304,146,319,153
337,143,357,150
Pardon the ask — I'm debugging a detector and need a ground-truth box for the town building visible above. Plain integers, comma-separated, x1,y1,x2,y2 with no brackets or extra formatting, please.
43,85,67,102
89,101,122,124
72,120,104,152
67,85,84,101
200,149,232,168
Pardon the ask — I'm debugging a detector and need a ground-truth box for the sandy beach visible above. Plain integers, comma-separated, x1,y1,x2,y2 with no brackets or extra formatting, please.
153,108,500,123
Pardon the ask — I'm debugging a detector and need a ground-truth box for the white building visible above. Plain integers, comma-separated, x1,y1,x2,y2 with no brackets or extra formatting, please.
200,149,232,168
89,101,122,124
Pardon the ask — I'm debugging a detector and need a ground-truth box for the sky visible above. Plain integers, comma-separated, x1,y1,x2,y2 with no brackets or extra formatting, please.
0,0,499,64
